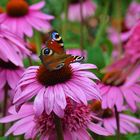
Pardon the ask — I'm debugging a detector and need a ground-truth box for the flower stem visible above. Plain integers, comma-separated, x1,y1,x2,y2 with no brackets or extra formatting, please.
62,0,68,38
28,56,33,66
80,0,84,56
2,84,9,136
114,0,122,58
54,115,64,140
34,30,42,56
114,105,120,140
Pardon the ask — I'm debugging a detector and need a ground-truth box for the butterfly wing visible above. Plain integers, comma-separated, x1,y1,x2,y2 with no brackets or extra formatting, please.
40,30,84,71
65,55,84,65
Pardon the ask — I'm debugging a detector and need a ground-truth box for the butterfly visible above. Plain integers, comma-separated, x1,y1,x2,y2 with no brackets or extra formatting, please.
39,30,84,71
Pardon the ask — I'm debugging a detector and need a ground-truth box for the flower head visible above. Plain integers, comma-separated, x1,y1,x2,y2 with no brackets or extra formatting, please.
0,101,110,139
0,54,25,101
91,101,140,134
0,25,29,66
14,63,101,117
68,0,96,21
99,68,140,112
0,0,54,37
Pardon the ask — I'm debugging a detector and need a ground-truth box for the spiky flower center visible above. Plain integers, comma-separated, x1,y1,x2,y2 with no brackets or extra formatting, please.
36,65,72,86
35,100,91,135
0,59,18,70
69,0,86,4
102,70,126,86
63,102,91,131
6,0,29,17
35,113,55,135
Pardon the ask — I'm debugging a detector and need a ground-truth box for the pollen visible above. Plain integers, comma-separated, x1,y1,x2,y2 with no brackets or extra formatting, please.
36,64,73,86
0,59,18,70
6,0,29,17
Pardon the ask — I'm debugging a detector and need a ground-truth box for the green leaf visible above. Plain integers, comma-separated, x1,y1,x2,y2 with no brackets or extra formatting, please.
87,46,105,69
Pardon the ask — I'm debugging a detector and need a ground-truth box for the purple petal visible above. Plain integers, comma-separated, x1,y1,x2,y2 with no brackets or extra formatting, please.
88,122,111,136
29,1,45,10
5,116,34,136
66,81,87,105
44,86,54,115
34,88,45,116
54,84,66,109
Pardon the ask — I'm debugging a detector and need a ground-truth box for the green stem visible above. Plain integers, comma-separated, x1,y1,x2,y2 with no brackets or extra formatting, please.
54,115,64,140
27,56,33,66
62,0,68,38
80,0,85,56
114,105,120,140
116,0,122,58
93,1,109,48
34,30,42,56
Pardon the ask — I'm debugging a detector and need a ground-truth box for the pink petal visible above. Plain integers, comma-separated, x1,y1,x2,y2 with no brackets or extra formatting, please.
53,101,64,118
44,86,54,115
29,1,45,10
102,94,108,109
66,81,87,105
115,89,124,111
5,116,33,136
34,88,45,116
73,63,97,71
103,119,115,134
122,89,137,111
88,122,111,136
30,11,54,20
62,84,81,103
120,114,140,124
107,87,117,109
54,84,66,109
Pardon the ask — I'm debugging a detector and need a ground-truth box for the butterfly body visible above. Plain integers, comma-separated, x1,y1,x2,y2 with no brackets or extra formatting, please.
39,30,84,71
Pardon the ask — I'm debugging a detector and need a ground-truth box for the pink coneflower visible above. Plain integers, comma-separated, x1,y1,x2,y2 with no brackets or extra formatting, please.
0,63,24,101
0,25,29,66
68,0,96,21
99,69,140,112
13,63,101,117
0,101,110,139
91,101,140,134
125,1,140,29
0,0,54,37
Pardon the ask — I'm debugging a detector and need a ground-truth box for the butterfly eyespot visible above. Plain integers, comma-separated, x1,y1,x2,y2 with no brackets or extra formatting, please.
52,32,61,41
55,63,65,70
42,48,53,56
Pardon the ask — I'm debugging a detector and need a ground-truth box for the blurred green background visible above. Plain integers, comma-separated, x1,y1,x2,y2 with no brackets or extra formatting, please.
0,0,140,139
